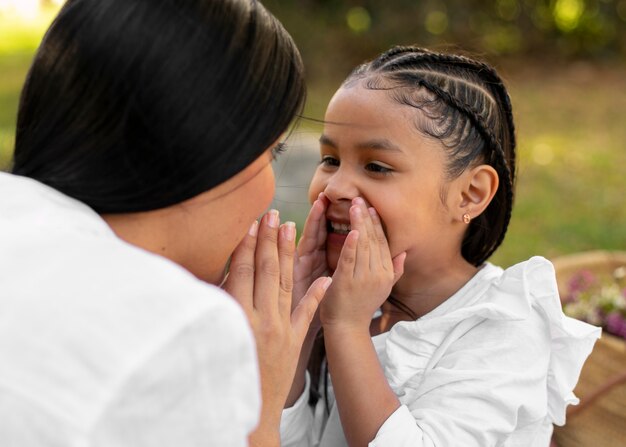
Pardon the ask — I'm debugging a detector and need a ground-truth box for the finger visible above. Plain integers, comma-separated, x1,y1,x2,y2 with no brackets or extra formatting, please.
254,209,281,314
291,276,332,342
368,206,392,271
349,204,370,274
277,221,296,317
223,220,258,314
391,252,407,284
353,198,380,270
297,197,327,257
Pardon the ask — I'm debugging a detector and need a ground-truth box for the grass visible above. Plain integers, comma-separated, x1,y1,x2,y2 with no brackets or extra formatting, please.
1,10,624,268
490,60,626,266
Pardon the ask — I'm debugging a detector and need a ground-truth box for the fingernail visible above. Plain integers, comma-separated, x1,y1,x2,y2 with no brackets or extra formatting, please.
368,207,377,217
284,221,296,241
267,209,279,228
318,192,324,200
353,197,364,205
322,277,332,291
248,220,258,237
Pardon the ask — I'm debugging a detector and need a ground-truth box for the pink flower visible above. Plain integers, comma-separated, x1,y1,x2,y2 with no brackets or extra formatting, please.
567,270,596,295
562,268,626,340
606,312,626,338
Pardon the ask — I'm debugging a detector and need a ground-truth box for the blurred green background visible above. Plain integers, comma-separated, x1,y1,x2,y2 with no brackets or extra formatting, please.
1,0,624,267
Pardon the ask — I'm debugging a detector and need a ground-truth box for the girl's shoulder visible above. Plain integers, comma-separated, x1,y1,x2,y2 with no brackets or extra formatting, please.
412,256,562,327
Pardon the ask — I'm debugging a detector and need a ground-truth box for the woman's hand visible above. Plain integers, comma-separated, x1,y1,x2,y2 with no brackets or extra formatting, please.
223,209,331,446
320,197,406,331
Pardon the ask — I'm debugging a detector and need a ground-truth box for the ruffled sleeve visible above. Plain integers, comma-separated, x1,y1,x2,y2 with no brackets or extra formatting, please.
519,257,601,425
369,256,600,446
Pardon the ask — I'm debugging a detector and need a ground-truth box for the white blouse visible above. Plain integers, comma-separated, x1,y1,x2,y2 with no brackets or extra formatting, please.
0,172,260,446
281,257,601,447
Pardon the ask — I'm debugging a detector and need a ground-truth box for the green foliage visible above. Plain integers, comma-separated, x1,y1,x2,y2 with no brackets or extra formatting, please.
0,6,58,168
266,0,626,82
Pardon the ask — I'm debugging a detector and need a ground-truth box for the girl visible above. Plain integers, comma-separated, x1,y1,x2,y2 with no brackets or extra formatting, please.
282,46,600,446
0,1,329,446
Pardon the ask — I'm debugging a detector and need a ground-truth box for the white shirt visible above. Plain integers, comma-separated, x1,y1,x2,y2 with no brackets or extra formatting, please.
281,257,601,447
0,172,260,446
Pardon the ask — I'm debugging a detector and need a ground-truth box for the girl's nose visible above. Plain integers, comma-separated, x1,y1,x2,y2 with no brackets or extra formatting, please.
323,168,359,204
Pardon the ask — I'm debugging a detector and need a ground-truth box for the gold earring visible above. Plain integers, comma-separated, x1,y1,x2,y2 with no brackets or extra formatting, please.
463,213,471,224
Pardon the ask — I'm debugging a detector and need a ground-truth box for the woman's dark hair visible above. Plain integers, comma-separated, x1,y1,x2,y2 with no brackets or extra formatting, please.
345,46,516,267
308,46,517,409
11,0,305,213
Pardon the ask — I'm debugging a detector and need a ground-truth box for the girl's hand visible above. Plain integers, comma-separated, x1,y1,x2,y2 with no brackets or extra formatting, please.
223,210,332,445
293,193,329,333
320,197,406,331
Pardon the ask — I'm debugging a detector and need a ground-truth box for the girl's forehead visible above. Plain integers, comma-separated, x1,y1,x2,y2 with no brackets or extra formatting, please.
323,86,427,143
325,87,408,130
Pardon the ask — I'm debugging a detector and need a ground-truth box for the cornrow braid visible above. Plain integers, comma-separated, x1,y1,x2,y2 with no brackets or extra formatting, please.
370,46,428,69
344,46,517,266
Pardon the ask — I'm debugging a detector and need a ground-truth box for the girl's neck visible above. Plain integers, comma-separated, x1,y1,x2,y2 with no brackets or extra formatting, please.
373,258,479,335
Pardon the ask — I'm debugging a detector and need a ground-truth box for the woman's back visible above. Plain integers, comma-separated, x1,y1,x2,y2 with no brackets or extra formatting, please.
0,172,259,446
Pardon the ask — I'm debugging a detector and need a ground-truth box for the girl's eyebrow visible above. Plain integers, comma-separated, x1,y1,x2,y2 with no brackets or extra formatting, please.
355,138,403,152
319,134,337,148
319,134,403,153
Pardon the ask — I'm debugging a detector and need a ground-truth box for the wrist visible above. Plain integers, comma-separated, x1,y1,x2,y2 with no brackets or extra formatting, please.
322,321,371,338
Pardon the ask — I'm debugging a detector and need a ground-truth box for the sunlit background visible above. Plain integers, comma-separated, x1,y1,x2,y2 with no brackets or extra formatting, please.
1,0,625,267
0,0,63,20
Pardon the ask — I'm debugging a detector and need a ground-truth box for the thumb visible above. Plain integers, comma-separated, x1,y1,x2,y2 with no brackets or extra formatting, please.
392,252,406,284
291,276,332,341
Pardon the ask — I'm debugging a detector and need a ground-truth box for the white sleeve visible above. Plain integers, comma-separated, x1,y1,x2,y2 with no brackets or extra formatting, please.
90,302,260,447
281,372,315,447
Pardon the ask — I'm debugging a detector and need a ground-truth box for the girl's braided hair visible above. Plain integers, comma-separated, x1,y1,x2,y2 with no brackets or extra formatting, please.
345,46,517,266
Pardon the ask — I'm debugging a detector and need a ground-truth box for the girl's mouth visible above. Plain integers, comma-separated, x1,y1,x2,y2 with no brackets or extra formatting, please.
326,220,351,248
328,221,351,235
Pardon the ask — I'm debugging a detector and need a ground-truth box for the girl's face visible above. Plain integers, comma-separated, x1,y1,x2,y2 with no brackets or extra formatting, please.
308,84,461,272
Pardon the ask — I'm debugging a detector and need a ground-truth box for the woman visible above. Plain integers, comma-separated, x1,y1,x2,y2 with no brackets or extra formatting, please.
0,0,329,445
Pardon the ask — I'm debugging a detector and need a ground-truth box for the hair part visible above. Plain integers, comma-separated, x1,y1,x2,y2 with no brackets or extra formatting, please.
12,0,305,213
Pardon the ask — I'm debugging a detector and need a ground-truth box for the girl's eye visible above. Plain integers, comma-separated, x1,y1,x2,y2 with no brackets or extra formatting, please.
271,142,287,161
366,163,392,174
320,155,339,167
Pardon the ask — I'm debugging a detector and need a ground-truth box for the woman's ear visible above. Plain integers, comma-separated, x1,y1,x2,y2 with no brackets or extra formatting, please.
458,164,499,222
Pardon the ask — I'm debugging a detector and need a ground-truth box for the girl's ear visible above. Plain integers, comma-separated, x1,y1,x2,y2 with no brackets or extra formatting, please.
457,164,499,222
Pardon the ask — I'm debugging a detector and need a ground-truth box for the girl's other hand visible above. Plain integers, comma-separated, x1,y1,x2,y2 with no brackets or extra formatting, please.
293,193,329,333
320,198,406,331
223,210,331,445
